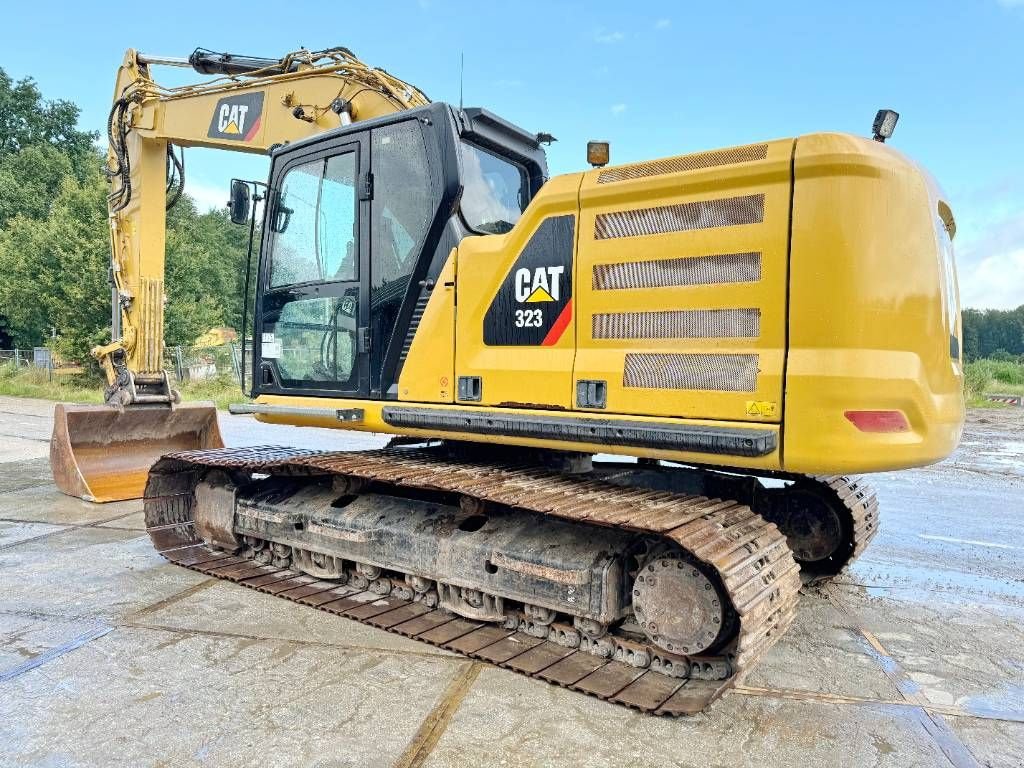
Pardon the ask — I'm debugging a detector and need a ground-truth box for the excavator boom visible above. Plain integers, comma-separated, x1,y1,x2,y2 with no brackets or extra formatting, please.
51,46,426,502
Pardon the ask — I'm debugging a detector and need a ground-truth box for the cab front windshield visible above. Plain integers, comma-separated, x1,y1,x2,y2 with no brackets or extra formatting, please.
459,141,528,234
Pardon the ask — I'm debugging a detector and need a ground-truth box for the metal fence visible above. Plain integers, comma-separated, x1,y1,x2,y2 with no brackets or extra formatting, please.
0,348,55,371
164,342,254,386
1,342,254,386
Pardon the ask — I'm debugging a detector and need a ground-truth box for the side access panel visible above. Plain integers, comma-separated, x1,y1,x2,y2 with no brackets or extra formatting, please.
573,140,794,423
396,251,457,403
454,174,583,410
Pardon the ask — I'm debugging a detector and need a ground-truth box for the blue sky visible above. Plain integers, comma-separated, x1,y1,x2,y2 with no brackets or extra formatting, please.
3,0,1022,309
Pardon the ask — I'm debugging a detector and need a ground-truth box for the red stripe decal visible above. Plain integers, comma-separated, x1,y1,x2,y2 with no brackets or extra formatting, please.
541,300,573,346
244,115,262,141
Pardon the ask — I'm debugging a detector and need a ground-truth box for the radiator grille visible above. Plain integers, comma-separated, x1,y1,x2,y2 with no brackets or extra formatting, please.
593,309,760,340
593,252,762,290
623,353,758,392
594,194,764,240
598,144,768,184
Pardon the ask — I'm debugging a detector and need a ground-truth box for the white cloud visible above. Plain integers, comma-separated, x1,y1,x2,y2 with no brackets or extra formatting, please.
186,181,229,213
944,180,1024,310
958,249,1024,310
594,30,625,44
611,103,627,115
655,18,671,29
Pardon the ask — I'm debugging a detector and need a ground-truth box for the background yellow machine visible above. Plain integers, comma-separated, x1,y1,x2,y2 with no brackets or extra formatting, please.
52,46,963,714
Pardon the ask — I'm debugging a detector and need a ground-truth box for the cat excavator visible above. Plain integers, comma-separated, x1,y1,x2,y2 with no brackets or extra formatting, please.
50,46,964,714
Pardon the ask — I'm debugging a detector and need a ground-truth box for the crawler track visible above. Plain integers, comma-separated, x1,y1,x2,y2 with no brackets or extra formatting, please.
144,445,801,715
814,475,879,570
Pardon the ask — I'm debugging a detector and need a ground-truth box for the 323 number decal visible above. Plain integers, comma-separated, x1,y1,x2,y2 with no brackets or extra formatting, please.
514,308,543,328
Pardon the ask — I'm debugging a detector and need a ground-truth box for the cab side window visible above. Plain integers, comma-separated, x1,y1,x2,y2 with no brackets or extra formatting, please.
269,154,357,287
263,151,360,389
370,121,433,305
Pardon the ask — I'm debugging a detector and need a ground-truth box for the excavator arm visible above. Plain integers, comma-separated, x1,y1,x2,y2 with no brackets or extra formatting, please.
98,46,427,400
52,46,427,501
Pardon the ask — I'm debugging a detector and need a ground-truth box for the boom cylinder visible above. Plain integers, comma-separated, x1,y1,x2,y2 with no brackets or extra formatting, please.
188,49,297,76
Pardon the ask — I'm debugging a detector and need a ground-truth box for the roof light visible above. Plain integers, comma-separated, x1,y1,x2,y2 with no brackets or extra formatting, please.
872,109,899,143
587,141,610,167
844,410,910,433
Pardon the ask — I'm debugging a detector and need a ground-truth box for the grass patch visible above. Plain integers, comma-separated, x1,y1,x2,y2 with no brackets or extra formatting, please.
178,375,250,411
964,358,1024,401
0,365,104,403
0,364,248,410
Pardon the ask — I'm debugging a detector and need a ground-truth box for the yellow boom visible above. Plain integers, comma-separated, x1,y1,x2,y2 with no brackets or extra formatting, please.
52,47,427,501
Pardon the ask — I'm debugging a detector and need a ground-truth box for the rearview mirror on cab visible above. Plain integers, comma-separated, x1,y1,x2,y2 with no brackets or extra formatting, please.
228,179,251,225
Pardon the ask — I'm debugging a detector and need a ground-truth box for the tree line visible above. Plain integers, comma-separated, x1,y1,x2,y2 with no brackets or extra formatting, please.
0,68,250,369
962,307,1024,361
0,68,1020,370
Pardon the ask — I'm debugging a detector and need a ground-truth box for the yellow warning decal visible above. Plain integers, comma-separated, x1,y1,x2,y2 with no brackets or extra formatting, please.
525,286,555,303
745,400,778,418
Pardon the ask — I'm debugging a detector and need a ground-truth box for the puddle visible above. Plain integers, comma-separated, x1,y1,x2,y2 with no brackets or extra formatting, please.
846,560,1024,608
961,682,1024,721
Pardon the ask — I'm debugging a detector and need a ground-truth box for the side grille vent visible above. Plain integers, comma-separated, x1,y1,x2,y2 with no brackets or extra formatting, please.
593,252,762,290
398,293,431,363
593,309,760,340
597,144,768,184
623,353,759,392
594,194,764,240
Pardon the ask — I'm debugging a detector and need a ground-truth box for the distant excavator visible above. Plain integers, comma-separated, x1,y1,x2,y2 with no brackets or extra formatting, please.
51,46,964,713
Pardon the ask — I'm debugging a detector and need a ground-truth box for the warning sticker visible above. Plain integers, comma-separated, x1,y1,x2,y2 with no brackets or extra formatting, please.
745,400,778,418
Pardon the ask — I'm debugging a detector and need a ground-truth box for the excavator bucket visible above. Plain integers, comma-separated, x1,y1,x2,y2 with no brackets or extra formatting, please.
50,402,224,503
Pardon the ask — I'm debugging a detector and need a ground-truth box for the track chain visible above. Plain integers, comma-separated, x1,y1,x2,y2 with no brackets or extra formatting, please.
143,445,801,715
811,474,880,573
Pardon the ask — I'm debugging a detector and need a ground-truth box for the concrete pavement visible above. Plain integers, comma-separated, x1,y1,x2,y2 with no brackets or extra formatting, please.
0,395,1021,767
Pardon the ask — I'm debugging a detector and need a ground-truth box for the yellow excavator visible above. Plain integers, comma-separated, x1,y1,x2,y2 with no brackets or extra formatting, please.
51,46,964,714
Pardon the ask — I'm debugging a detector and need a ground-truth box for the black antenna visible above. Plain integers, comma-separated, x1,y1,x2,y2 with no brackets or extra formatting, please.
459,52,464,110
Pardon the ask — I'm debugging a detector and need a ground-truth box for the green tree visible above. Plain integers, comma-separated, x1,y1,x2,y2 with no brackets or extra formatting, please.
164,196,248,346
962,306,1024,360
0,144,74,228
0,159,251,365
0,66,251,368
961,308,982,361
0,69,97,180
0,162,110,359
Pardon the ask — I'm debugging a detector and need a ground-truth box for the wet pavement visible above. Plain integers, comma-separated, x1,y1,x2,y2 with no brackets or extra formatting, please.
0,395,1021,767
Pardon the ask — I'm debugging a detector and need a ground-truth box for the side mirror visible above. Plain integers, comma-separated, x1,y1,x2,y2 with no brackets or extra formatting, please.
228,179,251,225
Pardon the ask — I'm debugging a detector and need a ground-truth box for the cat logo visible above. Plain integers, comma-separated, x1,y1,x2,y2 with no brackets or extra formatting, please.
514,266,564,303
207,93,265,142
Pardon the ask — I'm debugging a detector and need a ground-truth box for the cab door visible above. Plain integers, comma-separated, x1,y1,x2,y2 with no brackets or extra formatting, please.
255,137,370,397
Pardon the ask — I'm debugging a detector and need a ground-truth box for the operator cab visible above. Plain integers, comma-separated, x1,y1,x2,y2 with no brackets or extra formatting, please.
234,102,548,402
